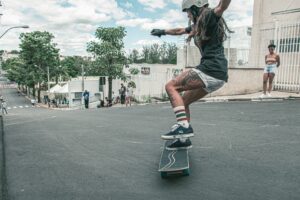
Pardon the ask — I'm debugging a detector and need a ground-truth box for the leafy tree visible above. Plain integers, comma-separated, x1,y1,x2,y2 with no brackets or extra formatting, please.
129,67,139,75
128,49,140,63
10,50,19,54
60,56,87,79
87,26,127,101
142,46,150,63
149,43,160,64
3,58,26,85
166,43,177,64
19,31,60,102
129,42,177,64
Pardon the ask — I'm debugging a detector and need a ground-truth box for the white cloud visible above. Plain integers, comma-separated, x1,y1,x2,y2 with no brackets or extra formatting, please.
0,0,129,55
0,0,254,55
116,18,151,27
138,0,166,11
141,19,173,30
124,1,134,9
168,0,181,5
163,9,186,23
134,39,163,46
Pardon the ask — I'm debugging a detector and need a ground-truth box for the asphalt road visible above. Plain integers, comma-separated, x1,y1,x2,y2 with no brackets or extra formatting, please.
2,86,300,200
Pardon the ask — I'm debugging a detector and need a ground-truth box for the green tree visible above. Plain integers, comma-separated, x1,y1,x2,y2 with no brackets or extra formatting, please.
128,49,140,63
136,43,177,64
166,43,177,64
3,58,26,85
87,26,126,101
60,56,87,79
149,43,160,63
10,50,19,54
142,46,150,63
19,31,60,102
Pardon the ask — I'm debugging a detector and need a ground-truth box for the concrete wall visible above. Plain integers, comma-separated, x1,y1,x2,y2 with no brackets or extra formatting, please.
68,77,100,108
210,68,264,97
252,0,300,25
110,63,183,101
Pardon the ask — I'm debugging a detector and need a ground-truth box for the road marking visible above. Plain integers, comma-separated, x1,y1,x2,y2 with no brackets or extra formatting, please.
19,106,24,108
261,124,280,127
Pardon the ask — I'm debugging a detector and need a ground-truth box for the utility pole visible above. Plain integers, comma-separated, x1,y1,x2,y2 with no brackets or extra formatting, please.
81,64,84,109
47,66,50,92
81,64,84,92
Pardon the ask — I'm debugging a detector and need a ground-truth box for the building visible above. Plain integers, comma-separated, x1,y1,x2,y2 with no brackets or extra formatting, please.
1,50,19,61
249,0,300,91
111,63,181,102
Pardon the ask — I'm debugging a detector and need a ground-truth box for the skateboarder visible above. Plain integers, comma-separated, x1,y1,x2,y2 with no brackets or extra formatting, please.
151,0,232,150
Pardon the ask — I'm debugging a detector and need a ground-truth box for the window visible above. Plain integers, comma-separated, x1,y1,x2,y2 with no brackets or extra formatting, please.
141,67,150,75
74,92,82,99
271,38,300,53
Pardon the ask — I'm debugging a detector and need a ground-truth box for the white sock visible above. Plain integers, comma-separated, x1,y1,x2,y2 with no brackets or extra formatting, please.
174,106,189,128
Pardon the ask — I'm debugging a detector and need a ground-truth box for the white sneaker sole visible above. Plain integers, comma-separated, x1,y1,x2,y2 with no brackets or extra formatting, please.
161,133,194,140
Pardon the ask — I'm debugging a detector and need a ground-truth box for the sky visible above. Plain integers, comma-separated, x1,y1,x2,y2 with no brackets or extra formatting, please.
0,0,254,56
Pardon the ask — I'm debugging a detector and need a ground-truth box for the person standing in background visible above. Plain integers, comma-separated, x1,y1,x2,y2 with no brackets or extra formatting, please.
83,90,90,109
260,44,280,98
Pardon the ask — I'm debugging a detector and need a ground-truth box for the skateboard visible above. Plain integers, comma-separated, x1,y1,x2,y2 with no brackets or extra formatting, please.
158,140,190,178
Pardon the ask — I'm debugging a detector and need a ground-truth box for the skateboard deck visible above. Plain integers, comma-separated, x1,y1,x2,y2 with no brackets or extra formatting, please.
158,140,190,178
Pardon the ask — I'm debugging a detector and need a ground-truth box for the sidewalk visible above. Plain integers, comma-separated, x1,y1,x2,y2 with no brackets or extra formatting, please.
36,91,300,110
201,91,300,102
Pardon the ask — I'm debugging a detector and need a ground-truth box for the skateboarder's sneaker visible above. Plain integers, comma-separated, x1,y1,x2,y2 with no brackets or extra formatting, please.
166,138,192,150
161,123,194,140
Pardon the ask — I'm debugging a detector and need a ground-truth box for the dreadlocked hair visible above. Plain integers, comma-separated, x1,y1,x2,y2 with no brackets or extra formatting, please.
195,7,233,43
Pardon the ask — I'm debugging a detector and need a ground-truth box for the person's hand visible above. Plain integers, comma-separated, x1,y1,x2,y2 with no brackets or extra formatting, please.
151,29,166,37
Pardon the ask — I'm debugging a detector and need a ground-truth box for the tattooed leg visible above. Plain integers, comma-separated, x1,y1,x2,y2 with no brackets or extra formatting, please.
165,69,205,108
183,88,208,122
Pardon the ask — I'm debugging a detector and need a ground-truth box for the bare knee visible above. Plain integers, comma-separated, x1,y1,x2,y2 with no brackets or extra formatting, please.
165,81,175,93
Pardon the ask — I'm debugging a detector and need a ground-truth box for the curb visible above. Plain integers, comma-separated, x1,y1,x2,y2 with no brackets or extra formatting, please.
0,115,9,200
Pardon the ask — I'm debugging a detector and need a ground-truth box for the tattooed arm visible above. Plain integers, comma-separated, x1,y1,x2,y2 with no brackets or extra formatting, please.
165,28,189,35
214,0,231,16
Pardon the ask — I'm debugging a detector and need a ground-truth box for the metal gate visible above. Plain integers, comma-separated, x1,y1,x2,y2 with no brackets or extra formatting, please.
251,21,300,92
273,22,300,91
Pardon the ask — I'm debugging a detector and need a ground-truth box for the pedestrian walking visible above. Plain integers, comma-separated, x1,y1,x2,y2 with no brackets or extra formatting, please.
151,0,232,150
1,100,8,114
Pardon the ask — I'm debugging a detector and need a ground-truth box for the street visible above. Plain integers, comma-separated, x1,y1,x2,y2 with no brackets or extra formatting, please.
1,84,300,200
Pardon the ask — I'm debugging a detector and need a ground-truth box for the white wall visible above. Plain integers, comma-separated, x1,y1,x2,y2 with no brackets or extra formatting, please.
68,77,100,107
109,63,183,102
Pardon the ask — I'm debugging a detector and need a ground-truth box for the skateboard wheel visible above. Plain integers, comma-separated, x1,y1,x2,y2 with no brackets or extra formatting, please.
183,169,190,176
161,172,168,178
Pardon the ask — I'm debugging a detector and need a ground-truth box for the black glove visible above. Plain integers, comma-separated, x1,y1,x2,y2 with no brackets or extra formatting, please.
151,29,166,37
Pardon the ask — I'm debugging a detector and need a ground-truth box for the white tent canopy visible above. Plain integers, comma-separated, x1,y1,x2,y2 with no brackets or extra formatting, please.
49,84,62,93
57,83,69,94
